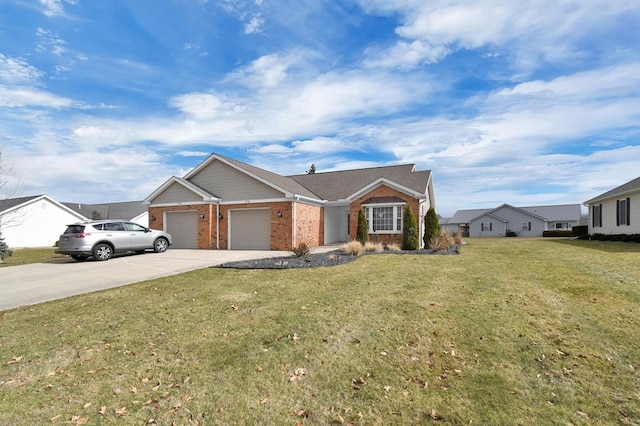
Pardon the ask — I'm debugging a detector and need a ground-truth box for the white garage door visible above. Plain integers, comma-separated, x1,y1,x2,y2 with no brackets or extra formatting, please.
166,211,198,249
230,209,271,250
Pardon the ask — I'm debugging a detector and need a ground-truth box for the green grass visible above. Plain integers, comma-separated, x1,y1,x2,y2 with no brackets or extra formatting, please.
1,238,639,425
0,247,63,267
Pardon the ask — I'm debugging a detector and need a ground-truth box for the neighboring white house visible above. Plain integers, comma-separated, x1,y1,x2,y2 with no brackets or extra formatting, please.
447,203,583,237
0,195,87,248
584,176,640,235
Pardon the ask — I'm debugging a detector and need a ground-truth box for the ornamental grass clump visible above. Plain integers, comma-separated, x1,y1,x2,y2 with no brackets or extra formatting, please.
341,241,363,256
291,242,310,257
429,232,454,252
385,243,401,252
364,241,384,253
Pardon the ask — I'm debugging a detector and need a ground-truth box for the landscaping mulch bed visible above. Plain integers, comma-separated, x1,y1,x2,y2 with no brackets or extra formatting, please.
217,245,459,269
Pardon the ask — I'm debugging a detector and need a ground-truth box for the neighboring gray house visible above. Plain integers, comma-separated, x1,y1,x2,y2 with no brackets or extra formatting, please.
448,203,582,237
63,201,149,227
584,176,640,235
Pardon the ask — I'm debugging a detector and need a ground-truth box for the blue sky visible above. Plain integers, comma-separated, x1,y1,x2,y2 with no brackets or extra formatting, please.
1,0,639,217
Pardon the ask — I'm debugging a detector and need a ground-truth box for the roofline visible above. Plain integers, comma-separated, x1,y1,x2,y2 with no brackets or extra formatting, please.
184,153,298,198
346,178,426,202
1,195,87,220
143,176,221,204
584,187,640,205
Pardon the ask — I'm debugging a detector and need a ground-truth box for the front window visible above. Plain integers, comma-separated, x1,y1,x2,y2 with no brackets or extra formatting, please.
364,204,404,233
593,204,602,227
521,222,531,231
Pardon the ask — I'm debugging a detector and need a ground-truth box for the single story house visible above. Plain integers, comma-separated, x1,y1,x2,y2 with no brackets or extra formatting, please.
63,201,149,227
447,203,582,237
144,153,435,250
0,195,86,248
584,176,640,235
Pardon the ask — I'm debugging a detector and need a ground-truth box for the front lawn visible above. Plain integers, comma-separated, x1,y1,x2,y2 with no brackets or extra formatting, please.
0,247,63,267
0,238,638,424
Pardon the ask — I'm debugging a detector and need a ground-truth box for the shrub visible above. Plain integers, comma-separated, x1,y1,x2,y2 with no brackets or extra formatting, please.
385,243,402,252
572,225,588,237
402,207,419,250
0,233,13,263
341,241,363,256
364,241,384,253
356,208,368,244
291,242,310,257
543,230,572,237
506,230,517,237
429,232,454,252
423,207,440,248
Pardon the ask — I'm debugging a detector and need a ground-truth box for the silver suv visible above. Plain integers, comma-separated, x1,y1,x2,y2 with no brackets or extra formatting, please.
57,220,172,261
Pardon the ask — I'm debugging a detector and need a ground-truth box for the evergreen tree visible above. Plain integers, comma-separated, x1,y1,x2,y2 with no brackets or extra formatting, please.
423,207,440,248
0,232,13,263
356,208,368,244
307,164,316,174
402,207,419,250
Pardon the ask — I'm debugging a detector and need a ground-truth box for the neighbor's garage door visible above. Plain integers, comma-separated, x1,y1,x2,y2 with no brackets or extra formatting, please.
230,209,271,250
165,211,198,249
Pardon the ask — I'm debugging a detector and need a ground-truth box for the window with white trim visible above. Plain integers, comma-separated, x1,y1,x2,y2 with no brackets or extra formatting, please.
481,222,492,232
521,221,531,231
364,204,404,233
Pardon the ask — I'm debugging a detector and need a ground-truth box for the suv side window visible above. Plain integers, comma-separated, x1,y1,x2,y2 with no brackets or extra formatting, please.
125,222,147,232
104,222,125,231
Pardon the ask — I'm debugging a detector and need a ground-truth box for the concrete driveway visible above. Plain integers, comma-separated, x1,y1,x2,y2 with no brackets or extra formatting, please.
0,249,290,311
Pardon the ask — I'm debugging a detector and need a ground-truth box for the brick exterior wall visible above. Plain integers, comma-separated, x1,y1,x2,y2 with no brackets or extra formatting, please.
295,202,324,248
348,185,422,246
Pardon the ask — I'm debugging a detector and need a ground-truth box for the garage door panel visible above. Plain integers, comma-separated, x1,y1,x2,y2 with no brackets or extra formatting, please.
230,209,270,250
166,211,198,249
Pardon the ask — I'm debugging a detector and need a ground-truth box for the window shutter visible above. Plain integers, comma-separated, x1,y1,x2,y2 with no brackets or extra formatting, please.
616,200,620,226
489,222,493,231
627,197,631,226
599,204,602,227
592,206,596,227
528,222,532,231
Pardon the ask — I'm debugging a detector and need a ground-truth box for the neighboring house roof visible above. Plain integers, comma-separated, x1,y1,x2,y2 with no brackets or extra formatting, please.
449,203,582,224
448,208,491,224
1,195,87,219
584,176,640,205
0,195,42,213
289,164,431,201
62,200,148,220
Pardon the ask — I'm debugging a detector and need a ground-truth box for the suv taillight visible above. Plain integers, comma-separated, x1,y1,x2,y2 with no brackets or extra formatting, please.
73,233,91,238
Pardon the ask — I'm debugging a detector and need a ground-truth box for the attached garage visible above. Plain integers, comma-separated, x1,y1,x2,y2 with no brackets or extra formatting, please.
165,211,198,249
229,208,271,249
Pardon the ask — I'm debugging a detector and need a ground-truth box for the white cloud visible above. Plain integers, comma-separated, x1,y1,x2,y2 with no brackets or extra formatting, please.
244,14,265,34
0,55,44,84
35,27,68,56
0,85,73,108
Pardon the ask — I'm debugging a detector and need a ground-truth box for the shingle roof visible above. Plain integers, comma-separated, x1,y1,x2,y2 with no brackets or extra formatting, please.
449,204,582,224
62,201,147,220
0,195,41,213
584,176,640,204
288,164,431,200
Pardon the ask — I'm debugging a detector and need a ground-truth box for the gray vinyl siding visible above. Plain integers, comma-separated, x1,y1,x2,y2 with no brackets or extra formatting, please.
468,217,505,237
151,182,203,204
191,160,284,201
491,206,545,237
589,192,640,234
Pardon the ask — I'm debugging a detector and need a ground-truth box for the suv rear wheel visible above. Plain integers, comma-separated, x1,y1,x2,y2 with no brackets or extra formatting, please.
153,237,169,253
93,243,113,261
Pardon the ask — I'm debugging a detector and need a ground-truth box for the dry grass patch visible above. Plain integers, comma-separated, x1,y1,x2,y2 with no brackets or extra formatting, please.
1,238,639,425
384,243,401,252
363,241,384,253
429,232,455,252
340,240,363,256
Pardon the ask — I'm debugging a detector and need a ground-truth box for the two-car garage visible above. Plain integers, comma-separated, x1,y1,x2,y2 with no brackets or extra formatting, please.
164,208,271,250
